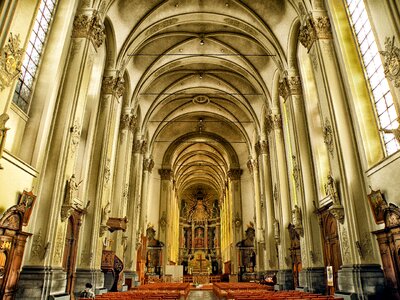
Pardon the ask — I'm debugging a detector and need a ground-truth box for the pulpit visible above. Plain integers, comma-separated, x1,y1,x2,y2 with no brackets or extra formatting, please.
101,250,124,291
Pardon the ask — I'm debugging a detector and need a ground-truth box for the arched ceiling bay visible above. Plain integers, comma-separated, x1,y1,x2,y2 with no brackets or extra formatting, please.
105,0,298,204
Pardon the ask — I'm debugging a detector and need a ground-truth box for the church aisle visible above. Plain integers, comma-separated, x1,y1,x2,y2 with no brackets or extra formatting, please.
187,290,218,300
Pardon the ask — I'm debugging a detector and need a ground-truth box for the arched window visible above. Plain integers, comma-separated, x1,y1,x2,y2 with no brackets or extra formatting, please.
12,0,57,113
346,0,399,155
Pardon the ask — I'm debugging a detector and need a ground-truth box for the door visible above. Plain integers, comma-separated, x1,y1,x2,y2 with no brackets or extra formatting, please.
320,211,342,294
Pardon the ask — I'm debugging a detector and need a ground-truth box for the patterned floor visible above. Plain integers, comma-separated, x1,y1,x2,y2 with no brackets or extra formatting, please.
187,290,218,300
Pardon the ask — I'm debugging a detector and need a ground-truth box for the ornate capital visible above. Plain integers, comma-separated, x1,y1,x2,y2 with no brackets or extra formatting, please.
133,140,143,153
159,168,172,180
299,17,316,51
120,113,130,131
129,115,137,132
255,140,269,156
380,36,400,87
266,113,282,132
143,158,154,173
228,168,242,180
72,10,105,48
0,33,23,91
314,16,332,39
102,76,125,98
278,76,302,99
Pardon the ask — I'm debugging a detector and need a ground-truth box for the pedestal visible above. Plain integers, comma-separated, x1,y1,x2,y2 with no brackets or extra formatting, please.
298,267,325,294
336,264,385,299
276,269,294,290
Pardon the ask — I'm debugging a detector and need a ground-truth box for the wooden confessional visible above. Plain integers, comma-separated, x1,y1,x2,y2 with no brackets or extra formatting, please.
373,203,400,299
0,191,36,300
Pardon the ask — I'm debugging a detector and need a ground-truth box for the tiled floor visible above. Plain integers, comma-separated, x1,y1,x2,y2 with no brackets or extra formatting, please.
187,290,218,300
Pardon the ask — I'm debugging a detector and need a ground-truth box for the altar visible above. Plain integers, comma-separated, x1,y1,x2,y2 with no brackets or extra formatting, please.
188,250,211,283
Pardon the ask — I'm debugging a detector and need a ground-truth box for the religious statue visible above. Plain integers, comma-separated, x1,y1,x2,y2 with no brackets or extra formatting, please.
66,174,82,206
292,205,303,235
324,174,340,205
101,201,111,226
273,219,280,244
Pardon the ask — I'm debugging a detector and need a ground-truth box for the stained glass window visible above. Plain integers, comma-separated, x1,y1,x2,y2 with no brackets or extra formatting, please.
346,0,399,155
13,0,57,113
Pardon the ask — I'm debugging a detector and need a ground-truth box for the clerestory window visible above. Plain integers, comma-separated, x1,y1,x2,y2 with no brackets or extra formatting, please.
346,0,400,155
13,0,57,113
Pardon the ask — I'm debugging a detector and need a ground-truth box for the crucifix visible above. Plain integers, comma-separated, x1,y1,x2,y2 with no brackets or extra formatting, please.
196,254,207,272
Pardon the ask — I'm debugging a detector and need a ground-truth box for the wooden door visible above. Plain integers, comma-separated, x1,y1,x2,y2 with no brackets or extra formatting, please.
62,211,83,299
320,211,342,294
288,224,301,288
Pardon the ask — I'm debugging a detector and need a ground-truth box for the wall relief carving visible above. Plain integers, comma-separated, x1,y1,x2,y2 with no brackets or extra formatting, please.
0,33,23,91
323,118,334,156
380,36,400,88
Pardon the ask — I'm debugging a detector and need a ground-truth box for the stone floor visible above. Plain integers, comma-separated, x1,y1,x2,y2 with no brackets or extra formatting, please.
187,290,218,300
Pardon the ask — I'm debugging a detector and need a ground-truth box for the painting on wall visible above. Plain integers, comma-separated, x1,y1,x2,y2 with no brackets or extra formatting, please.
367,189,387,224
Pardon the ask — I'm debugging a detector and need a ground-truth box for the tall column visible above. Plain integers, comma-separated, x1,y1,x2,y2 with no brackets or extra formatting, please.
126,139,145,273
140,157,154,231
247,158,264,272
17,9,107,298
227,168,242,274
299,10,384,297
280,72,325,293
158,168,173,271
256,140,277,272
269,109,293,289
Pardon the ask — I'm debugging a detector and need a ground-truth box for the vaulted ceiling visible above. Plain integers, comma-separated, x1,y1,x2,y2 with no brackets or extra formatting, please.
105,0,300,203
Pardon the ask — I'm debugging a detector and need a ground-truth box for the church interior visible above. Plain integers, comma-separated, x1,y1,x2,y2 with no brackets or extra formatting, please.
0,0,400,299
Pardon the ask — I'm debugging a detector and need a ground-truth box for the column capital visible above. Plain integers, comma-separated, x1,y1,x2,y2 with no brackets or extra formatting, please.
247,158,258,174
72,10,105,48
120,113,130,131
255,140,269,156
299,15,332,51
101,76,125,98
227,168,242,180
132,139,146,154
159,168,173,180
143,158,154,173
266,113,282,132
278,75,302,99
129,115,138,132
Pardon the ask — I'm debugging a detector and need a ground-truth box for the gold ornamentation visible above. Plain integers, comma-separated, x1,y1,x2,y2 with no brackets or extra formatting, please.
0,113,10,169
102,76,125,98
323,118,334,156
380,37,400,87
0,33,23,91
72,10,105,48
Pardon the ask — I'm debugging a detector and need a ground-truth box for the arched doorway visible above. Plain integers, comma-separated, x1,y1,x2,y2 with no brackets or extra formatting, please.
319,209,342,294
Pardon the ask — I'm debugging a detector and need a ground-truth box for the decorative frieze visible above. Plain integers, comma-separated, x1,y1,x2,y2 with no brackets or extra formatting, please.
380,37,400,88
0,33,23,91
159,168,172,180
227,168,242,180
102,76,125,98
72,10,105,48
143,158,154,173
